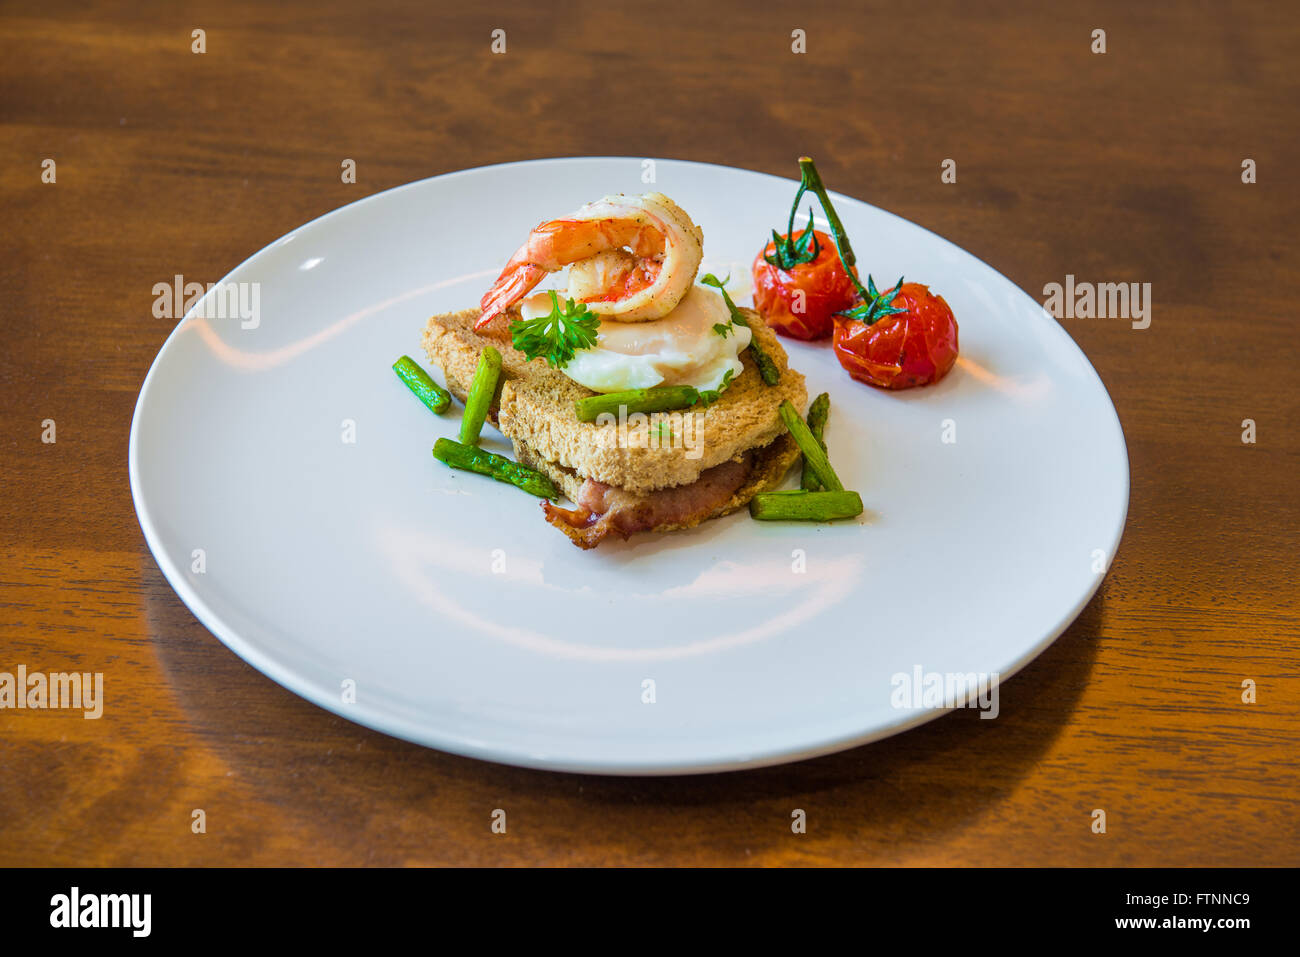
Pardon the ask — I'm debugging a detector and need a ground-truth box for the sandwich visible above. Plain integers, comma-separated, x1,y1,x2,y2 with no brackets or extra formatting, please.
421,191,808,548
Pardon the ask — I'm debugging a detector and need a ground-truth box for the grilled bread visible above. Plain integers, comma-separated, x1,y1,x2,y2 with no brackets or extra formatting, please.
422,306,806,492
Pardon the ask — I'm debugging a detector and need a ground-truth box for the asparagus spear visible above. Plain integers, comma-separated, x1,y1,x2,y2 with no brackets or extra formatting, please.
393,355,451,415
574,385,701,422
801,392,831,491
779,399,842,492
459,345,501,445
432,438,557,499
749,489,863,521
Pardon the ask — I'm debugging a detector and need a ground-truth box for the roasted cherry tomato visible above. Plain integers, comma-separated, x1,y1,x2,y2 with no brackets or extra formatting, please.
832,280,958,389
752,230,859,340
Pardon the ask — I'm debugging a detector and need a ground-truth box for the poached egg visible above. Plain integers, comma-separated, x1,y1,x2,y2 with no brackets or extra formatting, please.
518,285,751,394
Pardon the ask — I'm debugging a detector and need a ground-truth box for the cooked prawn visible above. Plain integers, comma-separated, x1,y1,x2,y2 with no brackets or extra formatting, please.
476,192,704,329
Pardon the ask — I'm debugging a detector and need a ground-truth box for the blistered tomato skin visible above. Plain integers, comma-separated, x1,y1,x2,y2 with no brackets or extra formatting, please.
832,282,959,389
751,230,860,340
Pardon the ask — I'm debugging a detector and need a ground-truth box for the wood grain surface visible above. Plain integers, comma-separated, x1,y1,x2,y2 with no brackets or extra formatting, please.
2,0,1297,866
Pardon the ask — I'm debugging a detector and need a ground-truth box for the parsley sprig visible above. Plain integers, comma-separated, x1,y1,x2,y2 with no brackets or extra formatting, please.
509,290,600,369
698,273,781,386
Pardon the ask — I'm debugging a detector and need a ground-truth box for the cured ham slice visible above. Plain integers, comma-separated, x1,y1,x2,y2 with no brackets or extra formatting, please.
542,454,754,549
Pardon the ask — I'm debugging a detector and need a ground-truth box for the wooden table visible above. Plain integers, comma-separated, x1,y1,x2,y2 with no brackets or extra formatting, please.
2,0,1296,866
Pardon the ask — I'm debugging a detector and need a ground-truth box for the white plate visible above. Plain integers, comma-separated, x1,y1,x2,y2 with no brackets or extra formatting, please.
129,158,1128,775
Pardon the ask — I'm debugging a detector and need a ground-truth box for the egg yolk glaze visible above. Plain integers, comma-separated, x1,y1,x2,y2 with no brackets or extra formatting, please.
518,285,751,394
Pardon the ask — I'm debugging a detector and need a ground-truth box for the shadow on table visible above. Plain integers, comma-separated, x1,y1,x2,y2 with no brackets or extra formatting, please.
143,555,1102,864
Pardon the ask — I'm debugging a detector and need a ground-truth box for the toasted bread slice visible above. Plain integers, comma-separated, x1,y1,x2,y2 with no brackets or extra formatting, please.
421,306,807,492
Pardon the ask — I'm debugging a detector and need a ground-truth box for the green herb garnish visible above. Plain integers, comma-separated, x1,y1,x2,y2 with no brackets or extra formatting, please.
696,368,735,407
509,290,600,368
698,273,781,386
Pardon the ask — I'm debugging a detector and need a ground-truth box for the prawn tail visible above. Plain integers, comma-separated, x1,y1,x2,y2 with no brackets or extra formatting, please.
477,262,548,329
